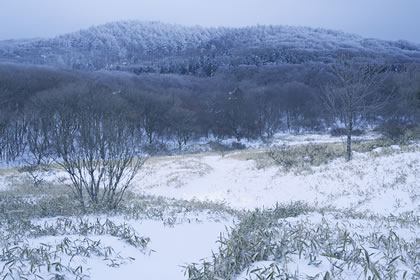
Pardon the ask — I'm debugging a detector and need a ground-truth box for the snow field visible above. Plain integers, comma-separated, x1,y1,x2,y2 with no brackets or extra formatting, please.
0,136,419,279
134,143,420,216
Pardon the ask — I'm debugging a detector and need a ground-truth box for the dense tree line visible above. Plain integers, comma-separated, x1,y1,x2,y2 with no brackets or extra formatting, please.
1,62,419,166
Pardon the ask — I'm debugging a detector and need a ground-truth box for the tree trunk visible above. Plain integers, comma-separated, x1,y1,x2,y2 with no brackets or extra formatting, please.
346,116,353,161
286,112,291,131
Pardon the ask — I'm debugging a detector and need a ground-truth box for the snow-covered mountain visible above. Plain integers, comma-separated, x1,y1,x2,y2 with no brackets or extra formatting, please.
1,21,419,74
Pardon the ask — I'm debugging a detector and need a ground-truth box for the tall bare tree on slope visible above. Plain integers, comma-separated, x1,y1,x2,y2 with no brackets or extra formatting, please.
322,60,390,161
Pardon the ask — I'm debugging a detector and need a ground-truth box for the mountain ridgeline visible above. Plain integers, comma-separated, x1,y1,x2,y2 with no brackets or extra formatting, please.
1,21,420,74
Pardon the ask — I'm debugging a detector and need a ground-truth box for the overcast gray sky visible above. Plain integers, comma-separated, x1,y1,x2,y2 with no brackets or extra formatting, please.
1,0,419,42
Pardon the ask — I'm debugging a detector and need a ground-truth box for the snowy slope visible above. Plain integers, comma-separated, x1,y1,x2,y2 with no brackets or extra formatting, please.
1,21,420,70
134,144,420,216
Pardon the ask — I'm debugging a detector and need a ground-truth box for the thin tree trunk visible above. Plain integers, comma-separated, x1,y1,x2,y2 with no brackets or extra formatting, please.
346,115,353,161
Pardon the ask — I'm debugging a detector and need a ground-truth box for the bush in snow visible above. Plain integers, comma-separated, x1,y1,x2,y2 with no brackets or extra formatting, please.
267,143,342,172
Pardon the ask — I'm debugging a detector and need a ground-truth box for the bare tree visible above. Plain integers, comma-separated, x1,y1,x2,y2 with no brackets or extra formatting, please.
322,61,390,160
401,65,420,122
49,87,146,209
169,108,198,150
141,95,170,144
217,88,256,141
2,110,27,163
254,88,282,138
13,94,57,186
19,115,54,187
0,95,10,163
54,111,146,208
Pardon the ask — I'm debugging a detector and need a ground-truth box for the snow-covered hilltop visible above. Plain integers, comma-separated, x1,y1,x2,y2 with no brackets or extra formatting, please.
1,21,420,72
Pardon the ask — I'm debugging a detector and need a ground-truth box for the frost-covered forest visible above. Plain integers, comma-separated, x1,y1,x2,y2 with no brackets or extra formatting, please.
1,21,420,72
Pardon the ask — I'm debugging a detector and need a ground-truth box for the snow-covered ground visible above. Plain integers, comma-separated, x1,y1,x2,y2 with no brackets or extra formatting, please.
89,218,229,280
21,215,231,280
236,211,419,280
0,132,379,169
135,144,420,216
161,132,381,154
1,134,419,279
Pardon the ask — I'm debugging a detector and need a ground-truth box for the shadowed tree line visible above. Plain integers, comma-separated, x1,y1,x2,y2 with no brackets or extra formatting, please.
1,62,419,161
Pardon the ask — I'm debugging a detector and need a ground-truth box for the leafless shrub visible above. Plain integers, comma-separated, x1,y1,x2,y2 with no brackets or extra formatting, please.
208,141,230,157
51,94,146,209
